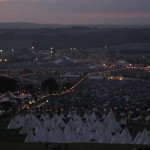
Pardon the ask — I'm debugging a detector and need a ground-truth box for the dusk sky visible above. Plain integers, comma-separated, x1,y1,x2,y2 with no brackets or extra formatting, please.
0,0,150,24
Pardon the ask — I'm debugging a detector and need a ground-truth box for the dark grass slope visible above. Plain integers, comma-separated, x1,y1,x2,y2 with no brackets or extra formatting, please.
0,129,26,142
0,28,150,49
0,142,149,150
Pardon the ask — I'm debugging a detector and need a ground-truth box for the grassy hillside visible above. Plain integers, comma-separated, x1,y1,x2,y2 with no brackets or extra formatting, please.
0,28,150,50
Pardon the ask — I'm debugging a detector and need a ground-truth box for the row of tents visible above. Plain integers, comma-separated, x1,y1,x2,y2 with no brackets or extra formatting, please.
0,91,32,103
7,111,150,145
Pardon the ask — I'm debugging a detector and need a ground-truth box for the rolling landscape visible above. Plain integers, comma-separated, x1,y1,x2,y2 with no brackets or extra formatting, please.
0,0,150,149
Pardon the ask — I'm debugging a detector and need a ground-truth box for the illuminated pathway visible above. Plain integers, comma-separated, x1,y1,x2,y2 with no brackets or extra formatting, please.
20,67,128,111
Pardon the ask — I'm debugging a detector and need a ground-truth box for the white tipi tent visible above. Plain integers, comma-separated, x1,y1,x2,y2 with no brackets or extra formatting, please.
144,133,150,145
24,130,37,143
111,132,123,143
7,118,19,129
133,131,142,144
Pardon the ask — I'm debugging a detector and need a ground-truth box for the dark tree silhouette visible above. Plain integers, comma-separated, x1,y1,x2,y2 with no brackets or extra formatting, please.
0,101,12,111
20,69,33,75
23,84,34,92
0,76,18,93
41,78,59,93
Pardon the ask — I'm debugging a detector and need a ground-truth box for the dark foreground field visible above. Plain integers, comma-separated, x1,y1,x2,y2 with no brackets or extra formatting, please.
0,142,149,150
0,129,149,150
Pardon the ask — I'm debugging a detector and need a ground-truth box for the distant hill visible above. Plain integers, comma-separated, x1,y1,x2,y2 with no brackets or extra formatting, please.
0,23,65,29
0,22,150,29
0,26,150,50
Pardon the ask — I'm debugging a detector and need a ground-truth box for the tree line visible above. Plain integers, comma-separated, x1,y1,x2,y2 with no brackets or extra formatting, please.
0,76,72,93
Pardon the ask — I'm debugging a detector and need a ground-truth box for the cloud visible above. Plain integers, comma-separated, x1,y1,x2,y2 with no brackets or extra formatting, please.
0,0,150,24
20,0,150,13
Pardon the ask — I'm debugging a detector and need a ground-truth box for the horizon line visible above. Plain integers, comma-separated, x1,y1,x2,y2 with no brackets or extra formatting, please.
0,22,150,26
